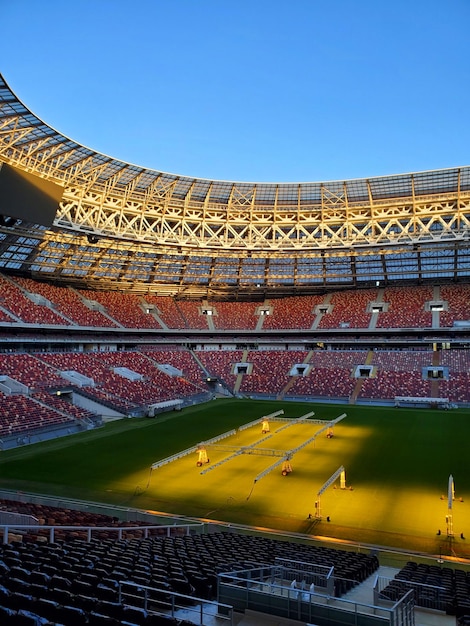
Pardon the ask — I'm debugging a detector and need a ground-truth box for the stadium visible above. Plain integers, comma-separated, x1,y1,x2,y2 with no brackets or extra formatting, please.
0,71,469,625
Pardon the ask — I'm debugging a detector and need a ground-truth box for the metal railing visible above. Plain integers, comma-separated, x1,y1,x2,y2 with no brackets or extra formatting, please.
118,580,234,626
0,522,204,544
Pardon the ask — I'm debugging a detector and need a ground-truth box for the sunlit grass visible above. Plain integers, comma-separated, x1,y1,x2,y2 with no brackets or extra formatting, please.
0,398,468,558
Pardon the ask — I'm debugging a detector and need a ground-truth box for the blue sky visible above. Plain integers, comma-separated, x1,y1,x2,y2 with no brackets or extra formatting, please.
1,0,469,183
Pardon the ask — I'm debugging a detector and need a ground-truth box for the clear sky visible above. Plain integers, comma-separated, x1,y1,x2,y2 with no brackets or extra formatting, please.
1,0,469,183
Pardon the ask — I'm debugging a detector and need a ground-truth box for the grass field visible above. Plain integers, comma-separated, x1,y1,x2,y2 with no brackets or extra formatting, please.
0,398,469,560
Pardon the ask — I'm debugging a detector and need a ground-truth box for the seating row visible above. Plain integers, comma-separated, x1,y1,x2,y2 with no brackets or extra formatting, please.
379,561,470,616
2,274,470,329
2,348,470,433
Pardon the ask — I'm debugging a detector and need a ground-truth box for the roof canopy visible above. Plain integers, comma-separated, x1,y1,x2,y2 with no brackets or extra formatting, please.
1,73,470,298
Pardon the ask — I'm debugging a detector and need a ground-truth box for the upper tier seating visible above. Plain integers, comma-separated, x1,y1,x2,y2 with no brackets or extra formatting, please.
142,295,187,329
318,290,376,329
211,301,259,330
376,286,433,328
78,290,162,329
175,301,209,329
3,274,470,331
262,295,323,330
439,284,470,328
12,277,118,327
0,276,70,326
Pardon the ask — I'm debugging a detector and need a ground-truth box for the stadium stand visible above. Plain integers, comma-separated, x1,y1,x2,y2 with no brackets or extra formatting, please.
142,295,187,329
359,350,434,401
36,351,205,415
287,366,357,400
31,391,96,423
379,561,470,617
175,301,210,330
1,342,470,448
78,289,162,329
360,370,432,400
211,301,259,330
140,347,206,386
0,496,384,616
2,345,470,434
317,289,376,330
285,350,367,401
238,350,308,396
0,275,70,326
2,275,470,333
0,308,15,323
1,73,470,626
0,497,467,621
439,284,470,328
12,277,119,328
0,392,75,437
261,295,323,330
196,350,244,392
376,286,434,329
0,353,66,389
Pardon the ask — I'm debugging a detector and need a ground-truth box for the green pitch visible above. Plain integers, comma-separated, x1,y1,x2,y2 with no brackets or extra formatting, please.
0,398,469,560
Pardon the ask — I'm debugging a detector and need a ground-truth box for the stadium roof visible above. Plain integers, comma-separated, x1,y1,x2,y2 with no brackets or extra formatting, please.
1,73,470,299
